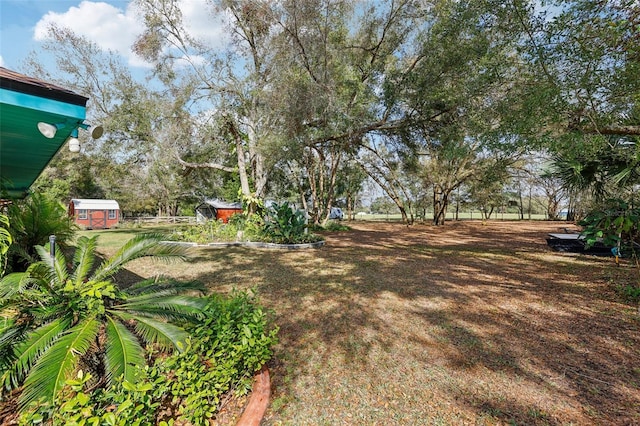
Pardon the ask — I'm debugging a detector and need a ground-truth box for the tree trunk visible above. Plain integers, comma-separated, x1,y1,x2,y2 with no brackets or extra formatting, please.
247,114,268,201
433,185,449,226
518,187,524,220
354,151,414,225
320,148,342,226
227,121,253,212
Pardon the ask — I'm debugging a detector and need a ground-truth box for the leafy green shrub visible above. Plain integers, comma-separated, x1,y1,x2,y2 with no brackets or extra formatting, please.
229,212,264,241
617,284,640,303
19,370,161,426
169,221,224,244
169,211,322,244
579,198,640,258
262,202,320,244
168,214,263,244
322,221,351,232
18,290,278,426
153,290,279,425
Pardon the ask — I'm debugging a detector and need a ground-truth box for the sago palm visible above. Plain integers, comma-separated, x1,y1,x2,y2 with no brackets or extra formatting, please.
0,233,207,409
6,192,76,272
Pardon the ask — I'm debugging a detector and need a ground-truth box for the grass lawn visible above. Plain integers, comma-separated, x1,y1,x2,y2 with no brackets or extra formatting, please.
91,220,639,425
76,224,176,249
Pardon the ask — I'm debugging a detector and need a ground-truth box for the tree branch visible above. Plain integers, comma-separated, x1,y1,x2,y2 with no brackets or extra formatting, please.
576,124,640,137
174,152,236,173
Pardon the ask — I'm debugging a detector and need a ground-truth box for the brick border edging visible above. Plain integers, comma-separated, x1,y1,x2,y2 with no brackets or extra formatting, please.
236,366,271,426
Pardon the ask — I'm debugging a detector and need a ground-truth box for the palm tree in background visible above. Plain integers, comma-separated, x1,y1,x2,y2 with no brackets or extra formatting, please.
6,193,76,272
549,137,640,197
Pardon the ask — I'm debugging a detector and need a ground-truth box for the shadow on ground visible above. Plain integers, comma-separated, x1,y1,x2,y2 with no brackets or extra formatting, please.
124,220,640,425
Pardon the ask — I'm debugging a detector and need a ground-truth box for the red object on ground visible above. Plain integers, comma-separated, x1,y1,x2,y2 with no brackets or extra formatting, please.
237,367,271,426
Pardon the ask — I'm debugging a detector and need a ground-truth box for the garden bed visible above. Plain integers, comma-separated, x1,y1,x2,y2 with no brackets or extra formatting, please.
163,240,325,249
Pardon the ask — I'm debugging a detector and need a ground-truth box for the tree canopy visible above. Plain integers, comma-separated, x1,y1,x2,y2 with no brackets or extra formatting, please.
20,0,638,224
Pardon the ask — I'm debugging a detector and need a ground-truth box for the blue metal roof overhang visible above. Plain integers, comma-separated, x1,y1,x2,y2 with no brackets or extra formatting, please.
0,67,89,199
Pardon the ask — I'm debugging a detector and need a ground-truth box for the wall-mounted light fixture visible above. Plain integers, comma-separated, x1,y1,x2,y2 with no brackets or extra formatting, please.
37,122,65,138
37,120,103,152
78,122,104,139
67,129,80,153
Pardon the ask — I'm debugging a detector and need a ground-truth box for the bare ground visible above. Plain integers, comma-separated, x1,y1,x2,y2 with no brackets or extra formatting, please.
107,221,640,425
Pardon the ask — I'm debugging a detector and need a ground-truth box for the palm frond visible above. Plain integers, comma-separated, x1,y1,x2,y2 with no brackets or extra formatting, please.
0,215,11,256
23,262,57,292
19,317,99,407
34,244,68,287
71,236,98,286
7,244,35,269
19,302,71,327
0,273,33,300
109,311,188,352
1,318,70,390
116,296,207,320
124,278,206,296
146,241,192,262
105,316,146,385
548,155,594,193
0,320,24,369
92,234,189,282
0,317,17,344
25,248,66,295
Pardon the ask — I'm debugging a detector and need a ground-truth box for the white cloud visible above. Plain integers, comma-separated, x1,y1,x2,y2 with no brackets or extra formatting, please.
33,0,229,69
34,1,147,67
179,0,229,47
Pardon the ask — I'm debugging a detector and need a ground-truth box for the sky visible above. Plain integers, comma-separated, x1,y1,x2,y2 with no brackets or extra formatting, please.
0,0,228,72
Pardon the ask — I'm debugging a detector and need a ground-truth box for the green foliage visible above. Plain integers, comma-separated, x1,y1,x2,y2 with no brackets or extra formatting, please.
18,291,278,426
152,290,278,425
579,198,640,257
169,211,321,245
19,370,160,426
238,190,265,214
169,220,235,244
0,214,12,277
168,214,264,244
0,233,204,409
369,197,394,215
229,212,264,239
262,202,309,244
6,192,76,272
317,221,351,232
549,138,640,197
617,284,640,304
31,154,106,204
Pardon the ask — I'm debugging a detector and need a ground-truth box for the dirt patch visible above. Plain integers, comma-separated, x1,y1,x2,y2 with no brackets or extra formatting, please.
108,220,640,425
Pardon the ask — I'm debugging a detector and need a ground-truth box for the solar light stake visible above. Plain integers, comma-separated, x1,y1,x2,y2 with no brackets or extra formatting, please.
49,235,56,259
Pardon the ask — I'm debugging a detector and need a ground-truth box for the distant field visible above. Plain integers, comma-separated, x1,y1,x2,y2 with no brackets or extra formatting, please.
353,212,549,221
